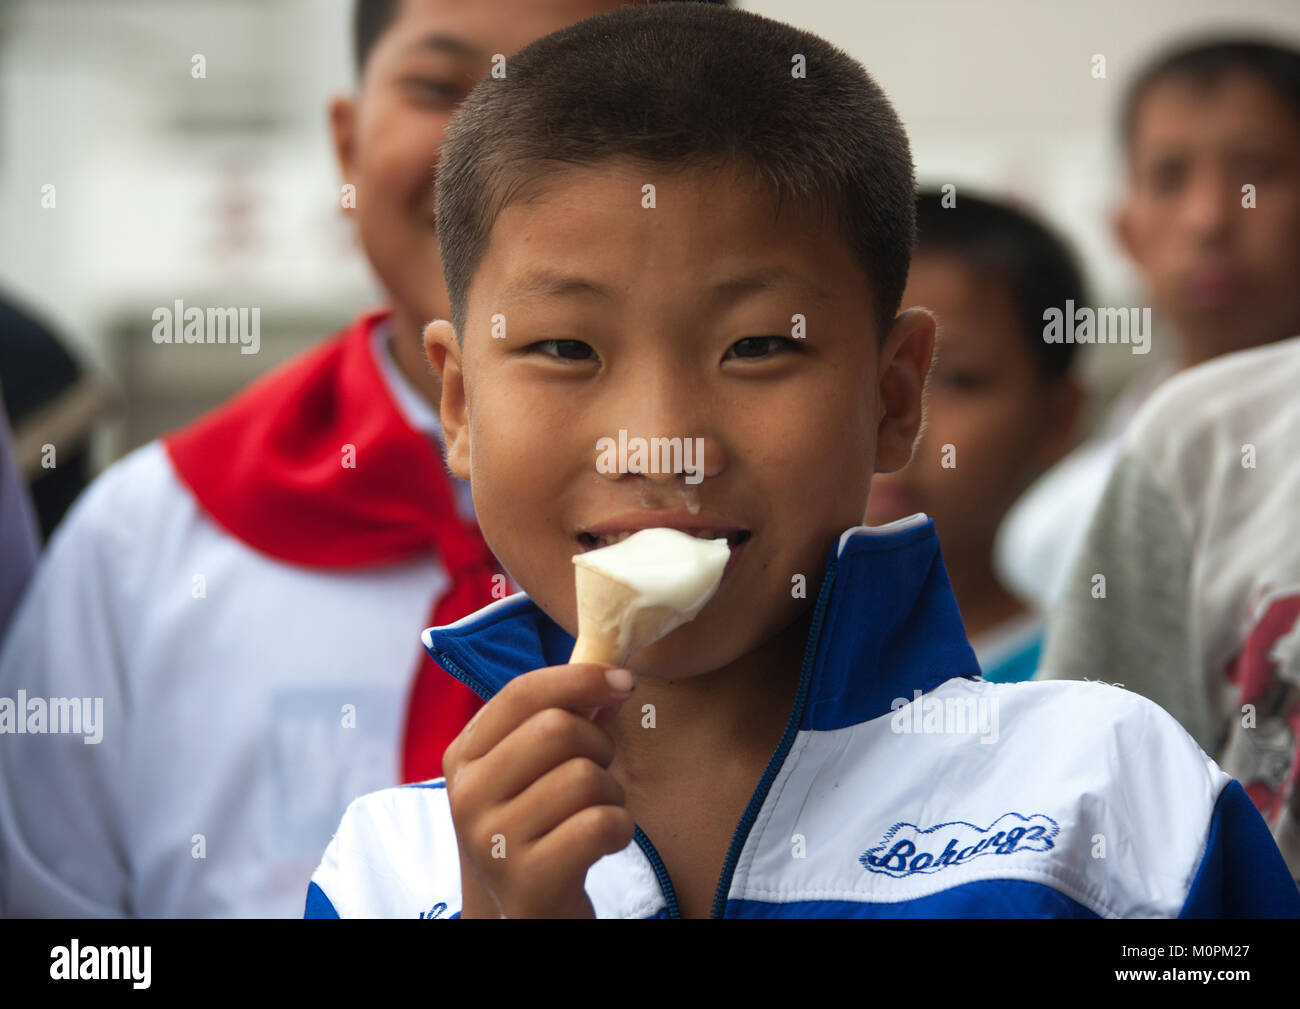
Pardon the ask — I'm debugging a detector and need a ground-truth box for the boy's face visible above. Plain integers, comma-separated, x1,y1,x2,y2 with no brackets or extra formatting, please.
867,254,1078,568
330,0,626,330
1118,71,1300,364
427,160,933,679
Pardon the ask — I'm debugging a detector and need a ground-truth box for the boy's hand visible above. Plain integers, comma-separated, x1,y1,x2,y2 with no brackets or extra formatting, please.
443,663,637,918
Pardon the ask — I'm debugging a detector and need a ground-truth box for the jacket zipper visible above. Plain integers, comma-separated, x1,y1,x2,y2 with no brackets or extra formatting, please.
709,559,838,917
431,563,836,920
635,560,838,919
633,827,681,917
432,652,494,707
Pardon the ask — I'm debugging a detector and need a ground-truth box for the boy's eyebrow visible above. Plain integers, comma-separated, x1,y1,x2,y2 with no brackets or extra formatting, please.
499,266,838,306
710,267,838,305
412,32,487,62
500,271,614,303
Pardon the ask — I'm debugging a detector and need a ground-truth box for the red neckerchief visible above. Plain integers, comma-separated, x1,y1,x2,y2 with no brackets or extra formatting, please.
163,308,495,782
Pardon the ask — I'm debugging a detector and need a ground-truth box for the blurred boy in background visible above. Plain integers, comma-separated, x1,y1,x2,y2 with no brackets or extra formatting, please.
0,0,677,918
867,190,1085,681
1029,38,1300,881
996,38,1300,611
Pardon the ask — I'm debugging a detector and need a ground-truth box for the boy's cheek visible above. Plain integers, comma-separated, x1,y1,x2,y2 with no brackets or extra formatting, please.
467,445,572,600
358,118,445,209
1246,210,1300,268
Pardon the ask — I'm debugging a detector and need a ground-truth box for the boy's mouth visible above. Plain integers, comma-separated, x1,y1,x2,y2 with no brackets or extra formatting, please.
577,528,752,551
575,516,752,553
573,517,754,598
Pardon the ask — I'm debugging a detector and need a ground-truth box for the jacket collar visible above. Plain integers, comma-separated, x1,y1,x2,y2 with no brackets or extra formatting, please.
421,514,980,731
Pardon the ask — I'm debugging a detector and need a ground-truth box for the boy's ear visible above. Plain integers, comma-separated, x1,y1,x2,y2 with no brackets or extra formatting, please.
328,95,358,210
874,308,936,475
424,320,471,481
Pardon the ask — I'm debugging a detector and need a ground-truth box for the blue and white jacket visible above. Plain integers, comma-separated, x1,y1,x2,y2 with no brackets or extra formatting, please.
305,517,1300,918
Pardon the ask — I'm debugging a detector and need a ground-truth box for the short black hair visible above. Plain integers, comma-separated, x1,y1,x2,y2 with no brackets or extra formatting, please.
1120,37,1300,155
354,0,399,77
352,0,734,79
435,3,915,341
913,189,1086,380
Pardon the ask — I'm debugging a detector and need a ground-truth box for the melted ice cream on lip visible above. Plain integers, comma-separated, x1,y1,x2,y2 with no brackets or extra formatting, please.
570,527,731,667
636,479,703,516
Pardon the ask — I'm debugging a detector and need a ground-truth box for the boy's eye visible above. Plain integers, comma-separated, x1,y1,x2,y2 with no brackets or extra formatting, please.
725,336,794,360
403,78,465,108
1232,154,1280,183
1148,158,1187,196
933,368,987,391
528,339,598,362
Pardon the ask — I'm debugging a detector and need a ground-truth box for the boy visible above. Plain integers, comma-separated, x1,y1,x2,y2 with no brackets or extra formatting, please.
1040,336,1300,881
307,5,1299,918
867,191,1085,682
996,39,1300,612
0,0,655,917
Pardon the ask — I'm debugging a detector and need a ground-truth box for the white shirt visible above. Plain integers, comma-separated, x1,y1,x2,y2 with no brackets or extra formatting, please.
1041,335,1300,876
0,325,464,916
994,366,1174,610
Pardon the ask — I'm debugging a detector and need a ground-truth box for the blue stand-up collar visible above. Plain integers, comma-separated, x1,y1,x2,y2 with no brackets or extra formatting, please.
422,515,980,732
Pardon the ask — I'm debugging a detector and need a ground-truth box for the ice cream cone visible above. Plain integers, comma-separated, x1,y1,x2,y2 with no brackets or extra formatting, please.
569,528,730,714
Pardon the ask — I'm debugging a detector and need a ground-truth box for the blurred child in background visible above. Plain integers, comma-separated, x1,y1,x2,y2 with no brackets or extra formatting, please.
1040,335,1300,881
0,0,666,918
997,38,1300,613
867,190,1084,681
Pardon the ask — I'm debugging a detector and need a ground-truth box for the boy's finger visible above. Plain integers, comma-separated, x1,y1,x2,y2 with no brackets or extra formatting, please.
455,662,635,764
527,804,637,891
509,755,627,842
469,706,618,802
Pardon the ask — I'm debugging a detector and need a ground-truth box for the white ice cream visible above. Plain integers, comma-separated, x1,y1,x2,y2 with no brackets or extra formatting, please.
570,527,731,665
574,528,730,611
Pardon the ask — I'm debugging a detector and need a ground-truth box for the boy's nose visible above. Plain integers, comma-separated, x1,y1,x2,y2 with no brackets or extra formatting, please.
1180,166,1237,247
602,374,726,481
640,433,726,483
591,430,727,483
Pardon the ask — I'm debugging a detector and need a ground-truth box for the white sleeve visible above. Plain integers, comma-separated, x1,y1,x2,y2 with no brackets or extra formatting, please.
305,802,357,919
306,785,463,919
0,449,153,916
1038,447,1214,754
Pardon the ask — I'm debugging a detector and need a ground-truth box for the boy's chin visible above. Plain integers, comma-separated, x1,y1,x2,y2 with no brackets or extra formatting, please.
621,621,747,681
